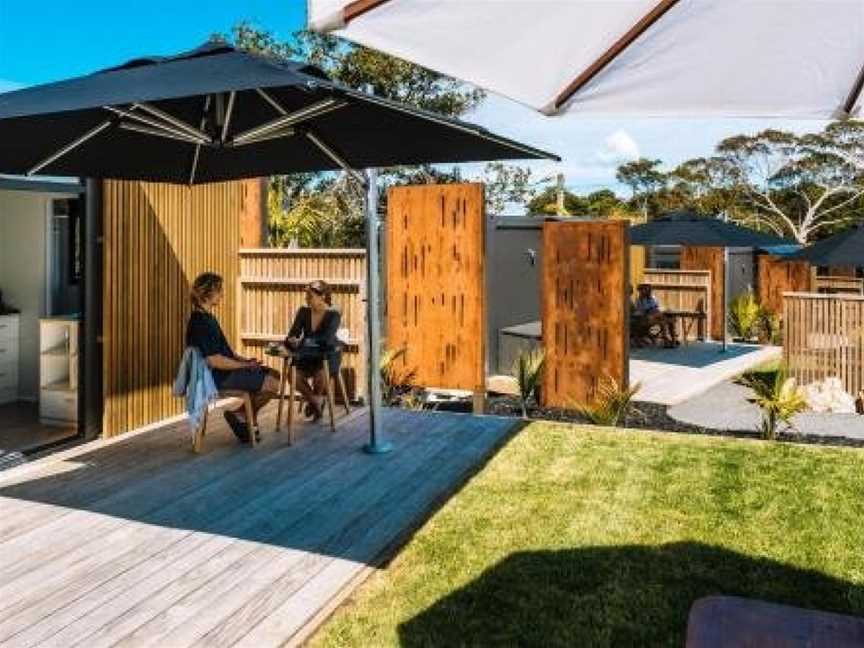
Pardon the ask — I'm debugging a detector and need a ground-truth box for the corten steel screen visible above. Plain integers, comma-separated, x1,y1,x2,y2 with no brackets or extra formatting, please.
681,246,725,340
758,255,813,316
542,220,630,408
386,183,486,393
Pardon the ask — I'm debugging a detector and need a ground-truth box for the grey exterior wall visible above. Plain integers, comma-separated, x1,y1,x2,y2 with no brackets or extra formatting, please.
485,215,545,375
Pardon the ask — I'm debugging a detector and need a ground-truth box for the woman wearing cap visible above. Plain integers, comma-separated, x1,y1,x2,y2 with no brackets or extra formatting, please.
285,280,342,421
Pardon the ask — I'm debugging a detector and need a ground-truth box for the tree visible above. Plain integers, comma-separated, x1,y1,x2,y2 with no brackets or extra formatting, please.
481,162,537,213
526,186,586,215
219,23,488,247
668,156,743,217
717,129,864,243
615,158,667,219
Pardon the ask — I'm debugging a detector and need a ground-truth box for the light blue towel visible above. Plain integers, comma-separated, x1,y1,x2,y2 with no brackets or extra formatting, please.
173,347,218,431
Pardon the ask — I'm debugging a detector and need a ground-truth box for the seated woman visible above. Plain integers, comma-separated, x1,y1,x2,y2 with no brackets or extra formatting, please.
633,283,679,348
284,280,342,422
186,272,281,442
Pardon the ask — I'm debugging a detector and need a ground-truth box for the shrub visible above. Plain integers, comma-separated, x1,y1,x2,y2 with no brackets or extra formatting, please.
380,346,417,407
572,375,642,427
737,365,807,440
728,290,762,340
513,348,545,418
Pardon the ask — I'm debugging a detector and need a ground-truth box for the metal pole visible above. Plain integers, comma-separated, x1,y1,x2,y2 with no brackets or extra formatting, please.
362,168,392,454
722,246,729,353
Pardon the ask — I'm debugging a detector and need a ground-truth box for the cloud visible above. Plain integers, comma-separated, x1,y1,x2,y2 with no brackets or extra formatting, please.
600,129,640,163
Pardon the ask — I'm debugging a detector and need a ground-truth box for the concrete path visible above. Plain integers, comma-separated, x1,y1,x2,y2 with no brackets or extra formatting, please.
668,380,864,440
632,342,782,406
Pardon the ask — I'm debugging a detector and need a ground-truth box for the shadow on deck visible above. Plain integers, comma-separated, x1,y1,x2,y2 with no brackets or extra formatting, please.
0,404,520,647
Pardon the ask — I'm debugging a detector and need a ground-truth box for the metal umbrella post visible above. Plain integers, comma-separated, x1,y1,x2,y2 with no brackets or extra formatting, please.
362,168,392,454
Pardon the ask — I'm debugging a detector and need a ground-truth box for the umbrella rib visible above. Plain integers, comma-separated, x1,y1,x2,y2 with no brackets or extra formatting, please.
552,0,680,113
844,59,864,116
231,127,296,147
28,119,114,176
255,88,288,116
343,0,393,24
104,106,208,144
189,95,212,186
137,103,213,143
305,129,366,186
221,91,236,142
231,99,346,145
119,121,203,144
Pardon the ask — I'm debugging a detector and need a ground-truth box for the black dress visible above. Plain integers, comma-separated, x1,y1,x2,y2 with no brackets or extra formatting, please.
285,306,342,374
186,309,266,392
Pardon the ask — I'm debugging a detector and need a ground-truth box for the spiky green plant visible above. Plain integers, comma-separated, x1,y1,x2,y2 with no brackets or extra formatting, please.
380,346,418,407
737,365,807,440
572,375,642,427
728,290,762,340
513,348,545,418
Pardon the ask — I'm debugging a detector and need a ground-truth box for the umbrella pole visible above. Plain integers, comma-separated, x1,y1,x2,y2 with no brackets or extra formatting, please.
362,168,392,454
721,247,729,353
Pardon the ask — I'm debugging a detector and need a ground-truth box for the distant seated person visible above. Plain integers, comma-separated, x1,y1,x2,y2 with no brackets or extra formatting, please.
284,280,342,422
633,283,679,348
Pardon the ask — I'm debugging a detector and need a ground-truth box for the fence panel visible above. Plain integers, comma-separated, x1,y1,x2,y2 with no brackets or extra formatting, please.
680,247,725,339
385,183,486,396
237,249,367,401
642,269,710,341
815,276,864,295
542,220,629,408
784,292,864,397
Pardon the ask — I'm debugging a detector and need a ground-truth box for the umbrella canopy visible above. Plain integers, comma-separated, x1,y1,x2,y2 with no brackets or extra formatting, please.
0,42,557,184
308,0,864,118
630,211,791,248
788,224,864,267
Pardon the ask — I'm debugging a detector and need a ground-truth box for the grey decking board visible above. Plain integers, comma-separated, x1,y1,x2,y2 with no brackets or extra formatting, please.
100,411,460,648
0,409,517,648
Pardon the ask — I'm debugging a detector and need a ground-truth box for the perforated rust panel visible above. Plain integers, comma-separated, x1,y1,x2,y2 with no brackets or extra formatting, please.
542,220,630,408
386,183,486,392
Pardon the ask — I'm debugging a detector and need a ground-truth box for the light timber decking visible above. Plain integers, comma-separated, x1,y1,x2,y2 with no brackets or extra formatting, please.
0,403,518,648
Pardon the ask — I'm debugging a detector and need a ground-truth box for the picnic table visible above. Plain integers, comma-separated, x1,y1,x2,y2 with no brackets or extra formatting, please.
664,309,707,344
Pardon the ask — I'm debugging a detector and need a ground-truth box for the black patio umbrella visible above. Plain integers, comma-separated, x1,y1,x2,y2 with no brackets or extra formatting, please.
0,42,558,453
630,211,791,351
788,224,864,268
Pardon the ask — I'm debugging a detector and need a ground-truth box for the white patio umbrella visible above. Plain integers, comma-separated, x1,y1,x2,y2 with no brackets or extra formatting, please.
308,0,864,119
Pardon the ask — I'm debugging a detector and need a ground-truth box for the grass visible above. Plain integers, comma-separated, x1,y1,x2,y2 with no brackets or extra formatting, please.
311,422,864,647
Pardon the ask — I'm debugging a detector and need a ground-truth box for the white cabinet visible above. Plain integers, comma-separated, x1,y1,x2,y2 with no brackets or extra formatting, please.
0,314,19,405
40,318,79,427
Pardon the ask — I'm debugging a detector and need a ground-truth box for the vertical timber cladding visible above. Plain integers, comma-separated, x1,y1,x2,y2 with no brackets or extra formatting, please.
386,183,486,394
102,179,250,437
757,254,813,316
681,246,725,340
542,220,630,408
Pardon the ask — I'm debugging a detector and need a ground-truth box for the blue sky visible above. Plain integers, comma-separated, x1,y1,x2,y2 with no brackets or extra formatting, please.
0,1,825,196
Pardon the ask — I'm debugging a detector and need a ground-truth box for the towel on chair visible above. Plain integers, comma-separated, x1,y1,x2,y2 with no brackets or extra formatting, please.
173,347,218,432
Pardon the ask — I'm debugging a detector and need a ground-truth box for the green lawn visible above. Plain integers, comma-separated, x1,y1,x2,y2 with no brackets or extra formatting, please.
312,423,864,647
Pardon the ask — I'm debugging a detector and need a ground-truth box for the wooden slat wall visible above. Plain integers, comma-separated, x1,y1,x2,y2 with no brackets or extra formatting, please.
239,179,265,248
386,183,486,393
815,276,864,296
103,180,244,437
784,292,864,396
757,254,813,316
642,269,711,341
542,220,629,408
630,245,646,292
681,246,725,339
237,249,367,401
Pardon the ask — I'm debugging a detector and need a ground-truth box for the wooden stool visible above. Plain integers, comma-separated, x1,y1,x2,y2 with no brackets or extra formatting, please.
192,390,258,453
275,356,352,443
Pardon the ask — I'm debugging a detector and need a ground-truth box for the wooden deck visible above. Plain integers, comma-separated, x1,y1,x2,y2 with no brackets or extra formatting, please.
0,404,518,647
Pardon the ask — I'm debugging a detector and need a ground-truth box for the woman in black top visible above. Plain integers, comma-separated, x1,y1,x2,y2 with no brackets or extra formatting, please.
186,272,280,442
285,280,342,421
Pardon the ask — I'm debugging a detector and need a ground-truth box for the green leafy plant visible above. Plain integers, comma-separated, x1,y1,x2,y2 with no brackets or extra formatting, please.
737,365,807,440
572,375,642,427
728,290,762,340
759,309,782,345
380,346,418,407
512,349,545,418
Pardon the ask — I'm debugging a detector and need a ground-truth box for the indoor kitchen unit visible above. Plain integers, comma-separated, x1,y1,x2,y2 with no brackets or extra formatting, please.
0,175,86,461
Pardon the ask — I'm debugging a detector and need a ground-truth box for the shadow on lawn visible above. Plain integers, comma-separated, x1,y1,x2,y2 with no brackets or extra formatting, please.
398,541,864,647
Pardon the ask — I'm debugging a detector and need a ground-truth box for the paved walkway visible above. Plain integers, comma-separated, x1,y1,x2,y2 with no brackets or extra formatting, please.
631,342,782,406
668,380,864,440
